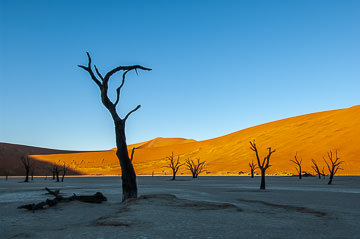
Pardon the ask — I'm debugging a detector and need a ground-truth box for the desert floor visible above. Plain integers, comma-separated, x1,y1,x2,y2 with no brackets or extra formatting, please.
1,176,359,239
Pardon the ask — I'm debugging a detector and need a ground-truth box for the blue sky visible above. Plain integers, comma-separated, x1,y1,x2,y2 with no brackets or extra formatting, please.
0,0,359,150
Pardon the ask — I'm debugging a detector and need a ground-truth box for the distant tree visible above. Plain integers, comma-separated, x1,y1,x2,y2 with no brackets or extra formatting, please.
52,164,56,180
324,150,344,185
61,163,69,182
249,140,276,190
5,170,9,181
164,152,183,180
20,155,33,182
31,167,35,181
52,164,60,182
248,160,257,178
79,52,151,201
290,152,302,179
311,159,322,179
185,158,206,178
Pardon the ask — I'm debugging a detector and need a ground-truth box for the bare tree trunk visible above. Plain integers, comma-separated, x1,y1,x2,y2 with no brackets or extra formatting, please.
172,169,176,180
260,169,266,190
328,174,334,185
56,169,60,182
25,168,29,182
115,121,137,201
251,171,254,178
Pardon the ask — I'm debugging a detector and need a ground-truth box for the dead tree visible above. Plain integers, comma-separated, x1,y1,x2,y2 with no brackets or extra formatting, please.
52,164,56,180
52,164,60,182
249,160,257,178
20,155,33,182
79,52,151,201
164,152,183,180
290,152,302,179
61,163,69,182
311,159,322,179
323,150,344,185
5,170,9,181
250,140,275,190
18,187,107,211
185,158,206,178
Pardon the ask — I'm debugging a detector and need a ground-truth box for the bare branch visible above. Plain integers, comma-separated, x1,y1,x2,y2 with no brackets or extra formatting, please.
103,65,152,85
124,105,141,123
130,147,140,162
94,65,104,81
114,70,131,107
78,52,102,88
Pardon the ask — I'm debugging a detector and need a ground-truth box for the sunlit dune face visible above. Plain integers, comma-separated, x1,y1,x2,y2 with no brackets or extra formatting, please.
31,106,360,176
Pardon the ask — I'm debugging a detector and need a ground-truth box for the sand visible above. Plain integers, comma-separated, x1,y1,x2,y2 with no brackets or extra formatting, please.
1,176,359,238
27,105,360,176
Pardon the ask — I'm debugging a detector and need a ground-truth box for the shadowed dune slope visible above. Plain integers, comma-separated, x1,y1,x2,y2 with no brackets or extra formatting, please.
4,105,360,176
0,143,82,176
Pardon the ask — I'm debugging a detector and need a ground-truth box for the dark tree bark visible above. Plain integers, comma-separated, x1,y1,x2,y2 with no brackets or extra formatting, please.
61,163,69,182
324,150,343,185
5,170,9,181
130,147,139,162
18,187,107,211
249,160,257,178
20,155,33,182
52,164,56,180
311,159,322,179
164,152,183,180
250,140,275,190
185,158,206,178
290,152,302,179
54,165,60,182
79,52,151,201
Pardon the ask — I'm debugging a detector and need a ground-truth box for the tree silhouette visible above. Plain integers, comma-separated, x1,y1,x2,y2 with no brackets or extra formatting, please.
20,155,33,182
61,163,69,182
79,52,151,201
185,158,206,178
311,159,322,179
290,152,302,179
54,164,60,182
164,152,183,180
249,140,275,190
323,150,343,185
248,160,257,178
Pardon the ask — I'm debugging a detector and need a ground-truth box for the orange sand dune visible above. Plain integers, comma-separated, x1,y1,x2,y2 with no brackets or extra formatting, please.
31,105,360,176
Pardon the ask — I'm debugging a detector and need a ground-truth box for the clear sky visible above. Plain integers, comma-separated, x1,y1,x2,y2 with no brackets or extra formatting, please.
0,0,359,150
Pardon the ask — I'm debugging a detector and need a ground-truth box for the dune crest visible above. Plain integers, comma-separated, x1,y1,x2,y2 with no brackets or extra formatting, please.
2,105,360,176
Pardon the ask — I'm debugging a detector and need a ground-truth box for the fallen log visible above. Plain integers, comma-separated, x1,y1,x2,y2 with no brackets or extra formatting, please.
18,187,107,211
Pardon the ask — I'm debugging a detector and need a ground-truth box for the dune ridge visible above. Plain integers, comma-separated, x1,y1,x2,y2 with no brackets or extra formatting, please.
2,105,360,176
